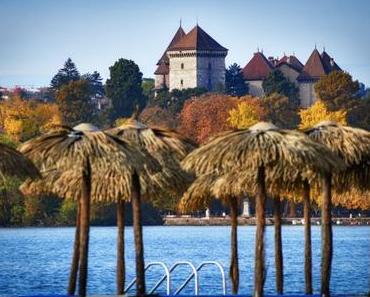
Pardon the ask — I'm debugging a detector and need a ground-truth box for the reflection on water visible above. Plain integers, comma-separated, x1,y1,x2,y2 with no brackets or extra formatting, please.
0,226,369,295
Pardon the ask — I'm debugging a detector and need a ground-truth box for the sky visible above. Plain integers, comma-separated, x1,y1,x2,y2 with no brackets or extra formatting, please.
0,0,369,88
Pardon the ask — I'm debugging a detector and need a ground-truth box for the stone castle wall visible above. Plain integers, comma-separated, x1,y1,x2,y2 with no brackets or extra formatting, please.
248,80,265,97
299,82,317,107
197,56,226,91
168,52,197,91
154,74,169,90
278,64,300,85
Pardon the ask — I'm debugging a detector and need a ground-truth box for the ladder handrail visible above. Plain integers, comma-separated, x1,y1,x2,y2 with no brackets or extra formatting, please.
196,261,226,295
124,261,170,294
174,261,226,295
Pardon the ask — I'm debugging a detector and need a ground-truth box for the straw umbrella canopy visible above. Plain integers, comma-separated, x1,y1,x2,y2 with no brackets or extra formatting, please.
19,123,160,297
107,118,195,295
0,142,39,181
305,121,370,297
182,122,344,297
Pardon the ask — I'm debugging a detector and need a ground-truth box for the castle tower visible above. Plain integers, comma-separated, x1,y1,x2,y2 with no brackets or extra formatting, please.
154,26,186,90
297,48,341,107
166,25,228,91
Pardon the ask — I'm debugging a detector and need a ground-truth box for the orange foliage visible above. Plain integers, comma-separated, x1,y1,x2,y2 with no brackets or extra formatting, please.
179,94,261,144
139,106,179,129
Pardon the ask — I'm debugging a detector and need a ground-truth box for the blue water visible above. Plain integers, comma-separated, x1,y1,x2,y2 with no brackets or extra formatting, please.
0,226,369,295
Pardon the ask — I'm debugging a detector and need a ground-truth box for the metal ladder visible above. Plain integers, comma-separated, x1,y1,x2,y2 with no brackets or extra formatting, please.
124,260,226,295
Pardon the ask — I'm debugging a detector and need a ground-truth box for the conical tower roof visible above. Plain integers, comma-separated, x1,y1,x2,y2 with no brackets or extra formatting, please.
321,50,341,73
156,26,186,65
297,49,328,81
169,25,227,51
242,51,273,80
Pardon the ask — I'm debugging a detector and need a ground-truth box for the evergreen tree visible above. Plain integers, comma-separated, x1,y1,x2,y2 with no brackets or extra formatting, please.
50,58,80,91
262,69,299,106
81,71,105,97
55,80,95,126
225,63,249,96
105,59,146,120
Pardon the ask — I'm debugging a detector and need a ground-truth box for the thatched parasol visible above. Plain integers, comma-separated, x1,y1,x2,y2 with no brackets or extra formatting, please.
107,118,195,295
181,122,344,297
305,121,370,297
0,142,39,181
19,123,160,297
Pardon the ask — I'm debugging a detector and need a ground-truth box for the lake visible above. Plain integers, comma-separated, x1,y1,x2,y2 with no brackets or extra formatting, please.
0,226,369,295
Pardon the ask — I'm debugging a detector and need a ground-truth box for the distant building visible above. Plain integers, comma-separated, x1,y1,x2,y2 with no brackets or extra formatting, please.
242,48,341,107
154,25,228,92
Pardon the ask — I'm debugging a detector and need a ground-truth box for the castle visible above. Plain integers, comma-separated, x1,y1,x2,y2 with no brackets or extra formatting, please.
155,24,342,107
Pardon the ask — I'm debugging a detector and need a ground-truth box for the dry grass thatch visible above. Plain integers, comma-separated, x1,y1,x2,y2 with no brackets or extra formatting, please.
107,119,195,206
0,142,39,180
182,122,344,181
305,121,370,192
19,124,162,202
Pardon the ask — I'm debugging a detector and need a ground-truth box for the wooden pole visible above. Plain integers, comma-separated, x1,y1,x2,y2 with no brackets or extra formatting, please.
131,171,145,296
321,173,333,297
67,199,81,295
273,196,283,294
117,200,125,294
229,197,239,294
303,180,313,294
254,166,266,297
78,159,91,297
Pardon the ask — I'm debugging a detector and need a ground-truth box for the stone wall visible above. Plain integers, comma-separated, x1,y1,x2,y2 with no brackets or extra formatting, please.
278,64,300,85
248,80,265,97
154,74,169,89
168,51,197,91
197,55,226,91
299,82,317,107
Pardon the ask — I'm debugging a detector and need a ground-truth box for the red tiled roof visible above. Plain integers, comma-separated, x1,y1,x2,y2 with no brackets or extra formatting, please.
297,49,328,81
169,25,227,52
242,52,273,80
154,63,169,75
156,26,186,65
321,51,341,73
276,55,304,72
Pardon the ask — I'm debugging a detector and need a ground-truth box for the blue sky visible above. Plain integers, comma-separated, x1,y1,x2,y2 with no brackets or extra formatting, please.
0,0,369,88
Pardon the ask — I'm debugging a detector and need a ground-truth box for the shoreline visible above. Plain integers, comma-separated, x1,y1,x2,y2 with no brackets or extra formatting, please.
163,216,370,226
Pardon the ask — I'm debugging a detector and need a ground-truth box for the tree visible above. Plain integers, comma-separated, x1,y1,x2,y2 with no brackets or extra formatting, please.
139,106,179,129
51,58,80,91
262,69,299,106
56,80,95,126
315,71,360,109
299,100,347,130
225,63,248,96
105,59,146,121
0,96,61,142
142,78,155,99
263,93,300,129
153,87,208,114
228,97,265,129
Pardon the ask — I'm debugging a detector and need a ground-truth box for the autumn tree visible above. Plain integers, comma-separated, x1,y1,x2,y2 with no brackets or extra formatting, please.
225,63,248,96
299,100,347,130
139,106,179,129
55,80,94,126
262,69,299,105
315,71,359,109
228,97,265,129
105,59,146,121
0,96,61,142
263,93,300,129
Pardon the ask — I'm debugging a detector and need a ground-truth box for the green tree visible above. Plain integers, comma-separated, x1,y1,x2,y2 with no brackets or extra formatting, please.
56,80,95,126
51,58,80,91
142,78,155,99
263,93,300,129
262,69,299,106
153,87,208,114
105,59,146,120
225,63,248,96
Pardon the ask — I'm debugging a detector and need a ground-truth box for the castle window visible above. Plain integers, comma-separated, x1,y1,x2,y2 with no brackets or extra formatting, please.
181,63,184,69
181,79,183,86
208,63,212,70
